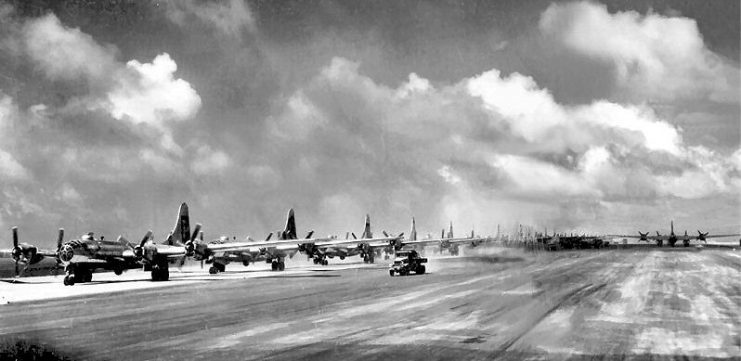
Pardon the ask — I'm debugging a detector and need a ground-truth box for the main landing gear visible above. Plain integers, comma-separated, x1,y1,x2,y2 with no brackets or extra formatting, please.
209,262,226,274
63,264,93,286
270,259,286,271
151,256,169,281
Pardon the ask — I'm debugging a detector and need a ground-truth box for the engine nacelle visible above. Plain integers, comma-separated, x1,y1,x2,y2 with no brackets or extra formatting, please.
59,244,75,262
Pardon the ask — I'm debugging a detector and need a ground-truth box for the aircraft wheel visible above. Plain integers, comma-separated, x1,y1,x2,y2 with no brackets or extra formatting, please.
271,261,278,271
340,256,345,260
63,275,74,286
242,260,250,267
369,256,375,264
322,260,328,266
208,266,219,274
216,263,226,273
389,270,394,277
114,267,123,276
417,265,426,274
161,269,169,281
400,269,408,276
83,270,93,283
278,262,285,271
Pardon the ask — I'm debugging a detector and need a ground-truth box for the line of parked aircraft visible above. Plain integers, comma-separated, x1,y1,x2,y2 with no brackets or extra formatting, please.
1,203,488,285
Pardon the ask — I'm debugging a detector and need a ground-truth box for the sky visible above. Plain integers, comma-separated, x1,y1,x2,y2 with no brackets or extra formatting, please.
0,0,738,246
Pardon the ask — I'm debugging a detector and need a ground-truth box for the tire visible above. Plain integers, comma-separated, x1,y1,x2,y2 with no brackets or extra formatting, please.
216,263,226,273
242,260,250,267
83,271,93,283
389,270,394,277
416,265,426,275
271,261,278,271
278,262,285,271
323,260,328,266
340,256,345,260
209,266,218,275
114,267,123,276
64,275,74,286
161,269,169,281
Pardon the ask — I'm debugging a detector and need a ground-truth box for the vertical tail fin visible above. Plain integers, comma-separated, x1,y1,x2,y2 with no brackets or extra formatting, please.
171,202,190,244
410,217,417,241
284,208,297,240
362,214,372,239
447,221,454,239
670,220,674,235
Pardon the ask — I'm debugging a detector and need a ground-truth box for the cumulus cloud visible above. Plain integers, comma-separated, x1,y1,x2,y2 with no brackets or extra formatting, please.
19,13,202,155
266,56,740,233
23,14,117,82
539,1,739,103
109,54,201,126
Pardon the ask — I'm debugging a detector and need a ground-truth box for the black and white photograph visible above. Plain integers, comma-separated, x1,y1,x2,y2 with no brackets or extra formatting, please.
0,0,739,359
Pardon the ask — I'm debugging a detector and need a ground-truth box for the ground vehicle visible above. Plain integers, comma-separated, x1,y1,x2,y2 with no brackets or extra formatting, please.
388,250,427,276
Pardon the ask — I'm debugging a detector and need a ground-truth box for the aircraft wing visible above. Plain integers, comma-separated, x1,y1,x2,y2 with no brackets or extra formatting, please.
204,238,315,253
154,244,187,258
702,234,741,239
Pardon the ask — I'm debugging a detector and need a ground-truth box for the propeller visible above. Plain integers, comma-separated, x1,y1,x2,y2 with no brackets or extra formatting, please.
697,230,709,242
133,230,153,261
638,231,649,241
305,230,314,239
55,229,64,262
183,223,201,257
11,227,21,277
351,232,357,240
265,233,273,242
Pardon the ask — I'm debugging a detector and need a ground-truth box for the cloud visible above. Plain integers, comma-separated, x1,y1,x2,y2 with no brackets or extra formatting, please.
265,56,739,233
0,149,28,180
23,14,117,82
165,0,256,39
190,145,231,175
19,14,202,155
539,1,739,103
108,53,202,152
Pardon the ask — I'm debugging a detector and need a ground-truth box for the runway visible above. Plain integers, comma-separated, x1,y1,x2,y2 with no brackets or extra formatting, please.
1,247,739,360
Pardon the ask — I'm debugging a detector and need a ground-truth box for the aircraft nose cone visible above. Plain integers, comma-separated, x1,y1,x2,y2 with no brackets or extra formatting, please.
59,244,74,262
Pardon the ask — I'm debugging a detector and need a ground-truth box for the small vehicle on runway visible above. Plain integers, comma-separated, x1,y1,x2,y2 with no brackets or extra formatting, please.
389,250,427,276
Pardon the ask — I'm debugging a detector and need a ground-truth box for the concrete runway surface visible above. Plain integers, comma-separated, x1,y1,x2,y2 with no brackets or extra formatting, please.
1,247,740,360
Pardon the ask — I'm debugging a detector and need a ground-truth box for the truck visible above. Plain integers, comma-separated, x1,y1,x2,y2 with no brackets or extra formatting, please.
389,250,427,276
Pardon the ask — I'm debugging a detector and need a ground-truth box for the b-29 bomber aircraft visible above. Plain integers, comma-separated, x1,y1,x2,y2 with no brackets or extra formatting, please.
194,208,314,273
194,210,404,272
384,218,488,255
57,202,199,285
4,227,64,279
621,221,740,247
299,214,404,265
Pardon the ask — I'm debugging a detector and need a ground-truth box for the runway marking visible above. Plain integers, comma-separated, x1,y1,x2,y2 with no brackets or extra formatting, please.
208,323,289,349
395,289,478,311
